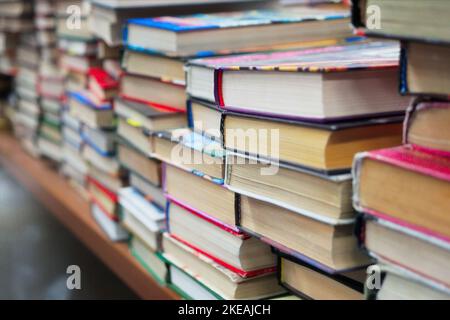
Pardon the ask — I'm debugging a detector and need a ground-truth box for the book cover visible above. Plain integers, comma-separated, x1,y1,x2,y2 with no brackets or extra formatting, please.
187,41,401,118
68,90,112,111
353,146,450,243
276,248,365,300
89,67,119,89
127,8,349,33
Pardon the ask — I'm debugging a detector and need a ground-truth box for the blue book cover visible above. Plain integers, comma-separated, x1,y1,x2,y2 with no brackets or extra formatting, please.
127,8,349,33
68,91,112,111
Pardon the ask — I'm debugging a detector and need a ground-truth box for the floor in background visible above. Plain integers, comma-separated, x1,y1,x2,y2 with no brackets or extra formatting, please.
0,165,138,300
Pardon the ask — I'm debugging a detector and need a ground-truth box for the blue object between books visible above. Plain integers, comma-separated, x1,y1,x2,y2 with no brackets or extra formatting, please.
68,91,112,111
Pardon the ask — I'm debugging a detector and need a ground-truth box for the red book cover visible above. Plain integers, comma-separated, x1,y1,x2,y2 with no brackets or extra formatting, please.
353,146,450,243
168,233,276,279
87,176,118,203
89,67,119,90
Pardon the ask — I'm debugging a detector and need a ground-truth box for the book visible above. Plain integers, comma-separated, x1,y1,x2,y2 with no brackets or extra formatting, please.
82,126,116,156
37,136,62,163
114,97,186,132
353,146,450,242
167,199,276,276
400,41,450,97
164,163,237,228
83,144,121,176
58,38,98,57
88,67,119,102
226,153,353,224
117,117,152,155
238,195,371,272
129,172,165,210
152,128,225,183
190,99,403,173
88,164,127,194
60,52,101,74
404,99,450,156
63,144,89,176
163,233,285,300
278,250,365,300
91,202,129,242
167,263,219,300
117,141,161,187
129,236,168,284
90,0,275,46
186,41,408,121
126,6,351,57
352,0,450,43
88,176,119,218
375,265,450,300
119,187,165,251
120,73,186,112
68,91,115,129
361,217,450,289
0,1,33,18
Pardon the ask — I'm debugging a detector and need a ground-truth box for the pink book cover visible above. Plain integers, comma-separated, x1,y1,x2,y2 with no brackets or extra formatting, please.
353,146,450,243
403,98,450,158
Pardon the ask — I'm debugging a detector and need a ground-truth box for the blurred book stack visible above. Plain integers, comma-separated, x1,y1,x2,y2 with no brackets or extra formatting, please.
35,0,65,164
57,0,94,198
7,1,39,156
84,0,277,244
111,0,291,296
0,0,33,75
351,0,450,300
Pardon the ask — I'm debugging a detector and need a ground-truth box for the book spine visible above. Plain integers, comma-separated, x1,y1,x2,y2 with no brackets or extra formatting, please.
214,68,224,108
119,93,185,113
399,41,409,95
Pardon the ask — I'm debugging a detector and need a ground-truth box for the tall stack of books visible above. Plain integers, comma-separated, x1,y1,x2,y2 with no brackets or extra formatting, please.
130,4,401,299
0,0,33,74
8,2,40,156
58,1,96,197
184,39,410,299
35,0,65,163
351,0,450,300
116,1,311,298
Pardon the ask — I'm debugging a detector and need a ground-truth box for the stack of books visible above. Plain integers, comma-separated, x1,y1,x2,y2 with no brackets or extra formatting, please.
8,3,40,156
119,1,341,298
35,0,65,163
132,4,396,299
185,39,410,299
58,1,96,198
0,0,33,74
352,0,450,300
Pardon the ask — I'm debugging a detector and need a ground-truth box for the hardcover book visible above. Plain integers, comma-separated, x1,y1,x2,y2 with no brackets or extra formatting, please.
360,217,450,290
400,41,450,97
166,198,276,277
353,146,450,242
125,5,351,57
351,0,450,43
277,249,365,300
404,99,450,156
151,128,225,183
189,99,404,173
186,41,408,121
162,233,284,300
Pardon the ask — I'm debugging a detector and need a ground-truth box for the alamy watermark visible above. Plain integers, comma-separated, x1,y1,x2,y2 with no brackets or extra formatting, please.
66,265,81,290
169,122,280,176
366,5,381,30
